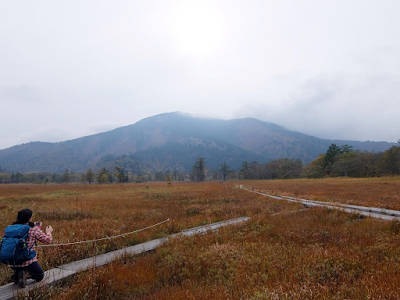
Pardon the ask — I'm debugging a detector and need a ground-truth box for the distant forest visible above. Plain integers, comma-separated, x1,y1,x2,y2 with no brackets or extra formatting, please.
0,141,399,184
241,141,400,179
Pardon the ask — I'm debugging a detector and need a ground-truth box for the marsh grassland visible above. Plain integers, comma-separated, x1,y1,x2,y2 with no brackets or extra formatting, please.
246,177,400,210
1,178,400,299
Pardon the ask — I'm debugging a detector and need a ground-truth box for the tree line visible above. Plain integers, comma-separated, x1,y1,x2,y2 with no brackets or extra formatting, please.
0,166,189,184
1,141,399,184
305,141,400,178
189,141,400,180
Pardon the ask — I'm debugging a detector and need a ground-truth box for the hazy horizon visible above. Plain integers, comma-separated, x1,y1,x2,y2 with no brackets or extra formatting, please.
1,111,395,151
1,1,399,149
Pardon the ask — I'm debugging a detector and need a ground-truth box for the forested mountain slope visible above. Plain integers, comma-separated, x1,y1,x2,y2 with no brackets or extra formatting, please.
0,112,394,173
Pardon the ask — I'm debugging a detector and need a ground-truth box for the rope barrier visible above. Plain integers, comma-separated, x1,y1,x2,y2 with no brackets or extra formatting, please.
37,218,170,247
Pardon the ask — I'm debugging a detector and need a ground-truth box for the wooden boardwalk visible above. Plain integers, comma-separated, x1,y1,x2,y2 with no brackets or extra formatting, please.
240,186,400,221
0,217,249,300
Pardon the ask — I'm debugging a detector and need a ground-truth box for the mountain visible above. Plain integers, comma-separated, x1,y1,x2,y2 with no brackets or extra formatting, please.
0,112,394,173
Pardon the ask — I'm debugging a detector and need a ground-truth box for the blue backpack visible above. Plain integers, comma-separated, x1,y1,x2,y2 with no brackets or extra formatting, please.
0,224,36,265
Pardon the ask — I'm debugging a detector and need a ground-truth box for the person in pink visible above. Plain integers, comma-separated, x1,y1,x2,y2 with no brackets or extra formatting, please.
10,209,53,288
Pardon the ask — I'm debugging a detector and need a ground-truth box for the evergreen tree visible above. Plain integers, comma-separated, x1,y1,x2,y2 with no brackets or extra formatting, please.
86,168,94,184
192,156,206,182
10,172,15,183
240,161,250,179
219,162,230,181
15,172,23,183
324,144,342,167
341,144,354,153
51,173,58,183
115,166,128,183
108,172,114,183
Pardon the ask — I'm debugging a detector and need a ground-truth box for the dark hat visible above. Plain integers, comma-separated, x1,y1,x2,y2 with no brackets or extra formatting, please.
17,209,33,224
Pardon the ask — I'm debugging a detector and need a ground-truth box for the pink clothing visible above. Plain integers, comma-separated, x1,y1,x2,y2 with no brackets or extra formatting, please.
10,226,52,267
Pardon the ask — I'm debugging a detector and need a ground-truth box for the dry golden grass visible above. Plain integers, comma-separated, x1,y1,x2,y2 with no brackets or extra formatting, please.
1,182,295,285
1,179,400,299
244,177,400,210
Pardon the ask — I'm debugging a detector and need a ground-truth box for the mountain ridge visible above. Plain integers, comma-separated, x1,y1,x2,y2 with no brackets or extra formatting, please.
0,112,394,173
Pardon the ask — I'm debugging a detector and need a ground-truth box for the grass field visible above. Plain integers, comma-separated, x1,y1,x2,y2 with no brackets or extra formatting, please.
1,178,400,299
245,177,400,210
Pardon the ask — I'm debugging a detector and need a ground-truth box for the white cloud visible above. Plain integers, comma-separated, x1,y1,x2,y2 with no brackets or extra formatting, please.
0,0,400,149
236,70,400,143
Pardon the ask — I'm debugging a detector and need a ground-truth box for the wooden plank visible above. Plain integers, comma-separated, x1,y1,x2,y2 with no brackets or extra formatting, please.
0,268,76,300
0,217,249,299
60,217,249,272
241,186,400,221
283,195,400,217
59,237,168,272
176,217,250,237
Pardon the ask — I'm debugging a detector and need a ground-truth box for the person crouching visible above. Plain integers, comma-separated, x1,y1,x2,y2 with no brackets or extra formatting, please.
9,209,53,288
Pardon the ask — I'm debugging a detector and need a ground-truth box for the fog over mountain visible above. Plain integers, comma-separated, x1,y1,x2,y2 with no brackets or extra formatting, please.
0,112,394,173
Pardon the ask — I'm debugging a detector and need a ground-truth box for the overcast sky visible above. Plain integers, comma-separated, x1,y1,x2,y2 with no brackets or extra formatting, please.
1,0,399,150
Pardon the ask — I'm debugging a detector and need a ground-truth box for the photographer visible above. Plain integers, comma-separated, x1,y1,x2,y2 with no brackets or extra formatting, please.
8,209,53,288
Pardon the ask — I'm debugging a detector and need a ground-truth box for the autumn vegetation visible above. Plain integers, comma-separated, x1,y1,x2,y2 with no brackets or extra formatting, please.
1,141,399,185
1,178,400,299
